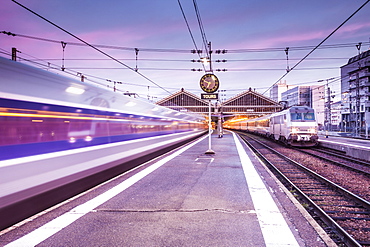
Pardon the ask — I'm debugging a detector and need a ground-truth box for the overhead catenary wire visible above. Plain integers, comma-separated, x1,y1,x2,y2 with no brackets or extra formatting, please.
262,0,370,95
5,1,367,102
192,0,209,57
2,31,370,55
9,51,207,95
11,0,172,95
5,47,345,93
177,0,206,71
0,31,192,53
60,67,339,71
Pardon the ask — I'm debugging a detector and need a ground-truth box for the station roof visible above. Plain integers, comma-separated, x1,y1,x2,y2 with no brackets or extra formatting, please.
156,88,210,113
156,87,282,116
223,87,279,107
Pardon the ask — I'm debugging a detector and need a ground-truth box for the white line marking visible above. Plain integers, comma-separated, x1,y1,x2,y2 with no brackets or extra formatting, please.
5,134,208,247
195,157,214,163
232,132,299,247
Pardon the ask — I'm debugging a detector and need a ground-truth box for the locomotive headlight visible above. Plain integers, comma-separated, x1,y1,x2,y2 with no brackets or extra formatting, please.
291,127,299,133
309,128,317,134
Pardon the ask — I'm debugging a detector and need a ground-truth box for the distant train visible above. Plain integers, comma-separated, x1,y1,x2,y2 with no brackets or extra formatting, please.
0,56,207,229
224,106,319,147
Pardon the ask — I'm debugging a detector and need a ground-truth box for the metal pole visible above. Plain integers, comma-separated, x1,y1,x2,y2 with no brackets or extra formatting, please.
205,99,215,154
355,71,360,136
208,42,212,73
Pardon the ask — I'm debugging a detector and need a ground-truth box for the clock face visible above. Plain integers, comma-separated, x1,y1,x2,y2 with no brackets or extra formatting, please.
200,74,219,93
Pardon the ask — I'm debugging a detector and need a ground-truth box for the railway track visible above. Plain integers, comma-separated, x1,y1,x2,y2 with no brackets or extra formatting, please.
237,132,370,247
302,147,370,175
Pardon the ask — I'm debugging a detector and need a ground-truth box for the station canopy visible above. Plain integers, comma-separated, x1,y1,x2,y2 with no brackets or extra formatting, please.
222,88,282,117
156,87,282,119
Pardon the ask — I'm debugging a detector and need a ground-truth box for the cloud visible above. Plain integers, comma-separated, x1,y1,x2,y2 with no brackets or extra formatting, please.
335,22,370,37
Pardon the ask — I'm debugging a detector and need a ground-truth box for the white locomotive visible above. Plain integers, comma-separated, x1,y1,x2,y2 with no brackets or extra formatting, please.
224,106,319,147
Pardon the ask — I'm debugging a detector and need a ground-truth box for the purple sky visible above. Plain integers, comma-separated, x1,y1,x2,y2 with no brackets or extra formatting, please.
1,0,370,102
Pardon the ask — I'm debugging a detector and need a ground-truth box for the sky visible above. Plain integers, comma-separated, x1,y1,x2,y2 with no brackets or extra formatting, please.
1,0,370,103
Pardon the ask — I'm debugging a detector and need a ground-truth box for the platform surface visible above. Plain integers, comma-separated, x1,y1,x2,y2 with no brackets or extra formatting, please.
2,131,331,247
318,133,370,161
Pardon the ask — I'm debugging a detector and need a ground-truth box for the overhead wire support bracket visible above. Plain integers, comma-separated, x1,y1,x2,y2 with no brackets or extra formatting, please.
356,42,362,55
135,48,139,72
285,47,290,72
61,41,67,71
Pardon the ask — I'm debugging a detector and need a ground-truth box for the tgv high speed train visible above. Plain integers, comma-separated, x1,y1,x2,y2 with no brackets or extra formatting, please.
224,106,319,147
0,56,207,229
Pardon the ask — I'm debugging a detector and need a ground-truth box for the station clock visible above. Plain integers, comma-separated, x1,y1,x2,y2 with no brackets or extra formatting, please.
199,73,219,93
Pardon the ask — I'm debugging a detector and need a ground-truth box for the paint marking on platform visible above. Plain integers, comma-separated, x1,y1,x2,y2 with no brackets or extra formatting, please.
232,132,299,247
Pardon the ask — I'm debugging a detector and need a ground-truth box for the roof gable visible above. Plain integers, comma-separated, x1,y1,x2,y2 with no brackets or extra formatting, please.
156,88,210,107
223,88,280,106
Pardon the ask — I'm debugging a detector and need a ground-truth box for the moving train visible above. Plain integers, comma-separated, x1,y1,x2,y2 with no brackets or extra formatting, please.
224,106,319,147
0,56,207,229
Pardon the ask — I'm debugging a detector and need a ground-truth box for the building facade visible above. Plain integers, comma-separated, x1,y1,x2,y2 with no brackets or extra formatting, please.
330,101,342,130
340,50,370,136
269,81,295,103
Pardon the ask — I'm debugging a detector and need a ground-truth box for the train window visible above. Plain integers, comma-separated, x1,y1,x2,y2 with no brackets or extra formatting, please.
303,112,315,121
291,113,302,121
291,112,315,121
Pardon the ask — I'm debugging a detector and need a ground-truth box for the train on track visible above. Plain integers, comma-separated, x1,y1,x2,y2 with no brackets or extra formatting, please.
0,56,207,230
224,106,319,147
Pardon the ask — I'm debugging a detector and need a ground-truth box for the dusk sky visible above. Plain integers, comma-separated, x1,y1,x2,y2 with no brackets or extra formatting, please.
1,0,370,102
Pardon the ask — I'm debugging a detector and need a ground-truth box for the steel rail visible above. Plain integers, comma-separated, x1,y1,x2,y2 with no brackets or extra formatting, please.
296,148,370,176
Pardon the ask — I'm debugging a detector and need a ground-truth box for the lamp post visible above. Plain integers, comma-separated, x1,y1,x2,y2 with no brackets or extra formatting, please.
199,43,219,154
318,78,335,136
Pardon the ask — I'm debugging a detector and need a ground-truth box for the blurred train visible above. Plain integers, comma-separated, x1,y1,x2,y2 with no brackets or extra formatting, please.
224,106,319,147
0,56,207,230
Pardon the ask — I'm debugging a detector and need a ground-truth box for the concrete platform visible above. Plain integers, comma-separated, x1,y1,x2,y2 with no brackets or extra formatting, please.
1,131,334,247
318,134,370,162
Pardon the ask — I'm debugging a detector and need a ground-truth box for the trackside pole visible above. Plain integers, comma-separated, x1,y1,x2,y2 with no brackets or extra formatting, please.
205,100,215,154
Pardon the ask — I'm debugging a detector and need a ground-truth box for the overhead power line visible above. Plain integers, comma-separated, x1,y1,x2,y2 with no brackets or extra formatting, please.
192,0,209,56
11,0,172,95
2,30,369,55
227,42,370,53
1,31,191,53
262,0,370,95
177,0,206,71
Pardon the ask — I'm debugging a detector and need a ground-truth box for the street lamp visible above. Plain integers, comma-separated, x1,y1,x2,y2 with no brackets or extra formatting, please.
318,77,335,136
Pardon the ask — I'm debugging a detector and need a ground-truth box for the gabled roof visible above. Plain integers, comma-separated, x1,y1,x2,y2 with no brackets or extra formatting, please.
223,88,280,106
156,88,210,107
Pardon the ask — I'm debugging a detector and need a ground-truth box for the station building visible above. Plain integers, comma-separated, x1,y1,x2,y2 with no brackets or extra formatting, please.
156,87,283,122
269,81,295,103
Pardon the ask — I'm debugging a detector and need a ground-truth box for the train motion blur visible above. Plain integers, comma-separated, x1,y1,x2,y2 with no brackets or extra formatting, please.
224,106,319,147
0,56,207,230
